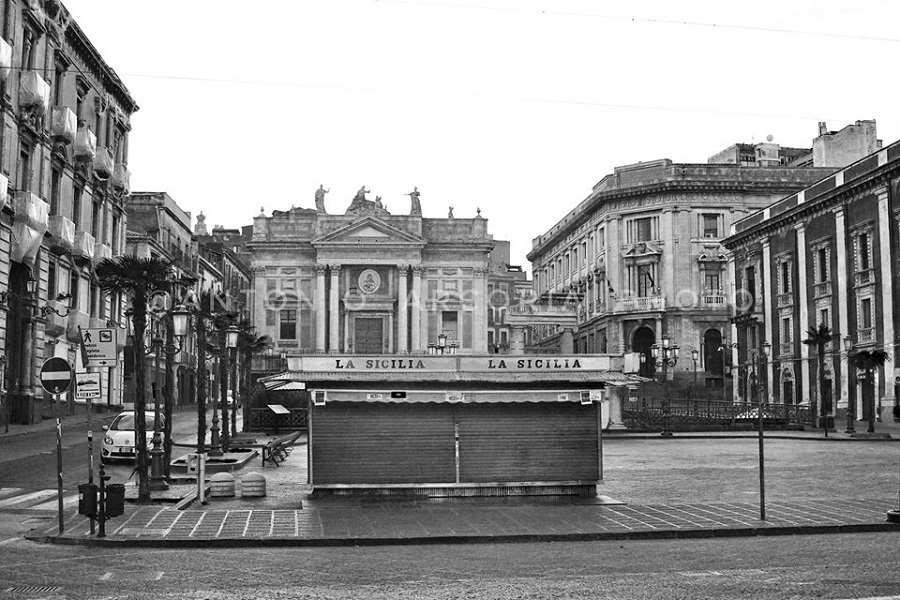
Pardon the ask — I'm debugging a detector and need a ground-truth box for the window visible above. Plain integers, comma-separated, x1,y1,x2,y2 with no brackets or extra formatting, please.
631,217,654,242
819,307,829,328
72,185,83,228
48,260,57,300
279,309,297,339
90,283,98,318
76,83,87,126
111,213,121,254
91,201,101,239
50,167,61,215
69,270,80,311
637,264,654,297
816,245,829,283
21,30,35,70
780,261,791,294
782,317,792,342
19,148,32,191
571,248,577,271
53,65,65,106
861,298,872,329
701,214,720,238
704,272,721,293
442,311,459,341
858,231,870,271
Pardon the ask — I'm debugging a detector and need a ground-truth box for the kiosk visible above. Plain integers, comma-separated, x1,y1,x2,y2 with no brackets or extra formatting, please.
265,355,642,497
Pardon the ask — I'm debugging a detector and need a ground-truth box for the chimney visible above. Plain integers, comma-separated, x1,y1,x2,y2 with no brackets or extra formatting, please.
818,121,828,136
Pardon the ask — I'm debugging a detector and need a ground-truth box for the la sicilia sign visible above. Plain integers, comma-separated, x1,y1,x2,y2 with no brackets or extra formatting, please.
293,355,613,373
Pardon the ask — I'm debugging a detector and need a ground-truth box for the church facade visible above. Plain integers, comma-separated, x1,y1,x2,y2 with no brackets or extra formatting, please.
248,188,495,356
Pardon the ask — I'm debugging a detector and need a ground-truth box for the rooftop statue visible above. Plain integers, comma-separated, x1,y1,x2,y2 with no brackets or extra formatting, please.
314,185,330,212
407,186,422,216
346,185,390,217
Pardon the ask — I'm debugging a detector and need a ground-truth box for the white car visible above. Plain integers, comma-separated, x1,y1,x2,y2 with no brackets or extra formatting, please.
101,411,165,464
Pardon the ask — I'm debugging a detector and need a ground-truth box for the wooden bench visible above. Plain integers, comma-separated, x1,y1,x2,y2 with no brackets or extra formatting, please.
261,431,303,467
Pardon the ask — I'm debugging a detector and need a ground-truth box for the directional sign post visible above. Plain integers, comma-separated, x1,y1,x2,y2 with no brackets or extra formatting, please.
40,357,73,395
80,327,118,368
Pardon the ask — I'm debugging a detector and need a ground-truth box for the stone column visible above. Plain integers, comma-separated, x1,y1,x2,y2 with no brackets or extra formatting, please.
472,267,488,352
877,188,896,418
560,327,575,354
397,265,408,353
411,266,423,352
727,253,740,403
314,265,327,353
795,223,811,409
761,237,774,404
328,265,341,353
834,207,850,411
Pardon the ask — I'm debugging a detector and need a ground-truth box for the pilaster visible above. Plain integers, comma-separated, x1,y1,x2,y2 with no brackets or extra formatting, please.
397,265,409,353
795,223,810,408
314,265,327,353
834,207,850,410
328,265,341,353
877,188,896,413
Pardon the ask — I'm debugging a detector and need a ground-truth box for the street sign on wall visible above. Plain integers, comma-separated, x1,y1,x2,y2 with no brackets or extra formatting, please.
40,358,73,395
75,372,101,399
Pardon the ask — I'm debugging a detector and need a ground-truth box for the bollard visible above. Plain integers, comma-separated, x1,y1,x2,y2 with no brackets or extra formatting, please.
209,472,236,497
240,472,266,498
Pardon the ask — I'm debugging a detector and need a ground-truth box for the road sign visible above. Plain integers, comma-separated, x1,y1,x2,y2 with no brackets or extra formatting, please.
75,372,101,399
80,327,118,367
40,357,73,395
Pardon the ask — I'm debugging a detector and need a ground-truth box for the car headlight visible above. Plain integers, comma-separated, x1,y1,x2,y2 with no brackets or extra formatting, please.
104,435,114,445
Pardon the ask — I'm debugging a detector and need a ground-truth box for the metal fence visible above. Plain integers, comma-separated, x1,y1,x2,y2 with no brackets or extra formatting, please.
623,397,812,432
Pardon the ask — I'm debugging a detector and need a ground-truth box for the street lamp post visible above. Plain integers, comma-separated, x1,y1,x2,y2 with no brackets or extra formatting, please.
844,336,856,435
691,348,699,395
651,336,679,437
225,325,239,444
149,320,167,492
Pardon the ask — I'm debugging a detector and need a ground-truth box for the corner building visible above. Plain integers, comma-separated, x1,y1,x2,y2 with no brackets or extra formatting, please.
249,194,493,355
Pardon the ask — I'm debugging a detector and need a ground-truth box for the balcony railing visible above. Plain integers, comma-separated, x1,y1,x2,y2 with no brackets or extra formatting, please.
93,147,114,179
74,230,95,260
700,294,726,307
813,281,832,298
857,327,876,344
613,295,666,313
13,191,49,232
854,269,875,287
50,106,76,144
776,292,793,308
74,127,97,162
112,164,130,193
18,70,49,113
48,215,75,254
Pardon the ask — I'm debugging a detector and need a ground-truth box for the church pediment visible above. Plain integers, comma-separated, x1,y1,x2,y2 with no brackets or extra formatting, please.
313,216,426,247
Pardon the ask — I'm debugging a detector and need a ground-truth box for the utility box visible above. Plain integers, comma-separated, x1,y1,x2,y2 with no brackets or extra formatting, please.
78,483,98,516
105,483,125,517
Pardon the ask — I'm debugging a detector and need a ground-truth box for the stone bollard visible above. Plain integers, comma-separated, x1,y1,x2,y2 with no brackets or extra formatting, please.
241,472,266,498
209,472,235,498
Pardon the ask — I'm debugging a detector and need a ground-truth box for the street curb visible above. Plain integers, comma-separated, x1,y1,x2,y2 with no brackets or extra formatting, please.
24,521,900,549
605,433,899,442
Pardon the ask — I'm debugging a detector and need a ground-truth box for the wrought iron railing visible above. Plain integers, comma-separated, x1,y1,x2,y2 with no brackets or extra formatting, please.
622,397,812,431
247,407,308,432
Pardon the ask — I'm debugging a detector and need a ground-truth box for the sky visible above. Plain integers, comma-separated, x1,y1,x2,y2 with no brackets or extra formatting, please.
62,0,900,269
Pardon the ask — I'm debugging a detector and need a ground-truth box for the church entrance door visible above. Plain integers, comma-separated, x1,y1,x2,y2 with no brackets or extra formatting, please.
354,317,384,354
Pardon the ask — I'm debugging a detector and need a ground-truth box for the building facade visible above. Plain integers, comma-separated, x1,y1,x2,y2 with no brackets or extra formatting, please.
724,139,900,423
0,0,137,423
526,124,879,387
249,189,497,359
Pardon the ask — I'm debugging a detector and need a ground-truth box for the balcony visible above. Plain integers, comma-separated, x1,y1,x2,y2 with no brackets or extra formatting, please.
0,173,8,212
857,327,876,345
93,240,112,264
93,147,114,179
700,294,726,308
776,292,793,308
18,70,49,113
13,191,49,233
48,215,75,254
813,281,832,298
50,106,77,144
854,269,875,288
0,37,10,82
74,230,95,260
613,295,666,313
74,127,97,162
112,164,130,193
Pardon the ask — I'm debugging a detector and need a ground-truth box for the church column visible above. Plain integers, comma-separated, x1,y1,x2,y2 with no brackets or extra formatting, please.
329,265,341,353
314,265,327,353
472,267,488,352
397,265,408,353
509,326,526,355
411,266,423,352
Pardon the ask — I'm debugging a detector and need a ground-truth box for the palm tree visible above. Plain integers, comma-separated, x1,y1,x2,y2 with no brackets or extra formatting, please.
97,256,173,504
237,323,270,434
802,324,836,431
848,349,890,433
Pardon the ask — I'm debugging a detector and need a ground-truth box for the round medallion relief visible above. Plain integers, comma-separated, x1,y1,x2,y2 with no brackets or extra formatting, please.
358,269,381,294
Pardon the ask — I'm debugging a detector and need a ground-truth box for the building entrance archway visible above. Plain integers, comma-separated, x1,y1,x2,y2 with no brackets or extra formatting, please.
632,326,656,378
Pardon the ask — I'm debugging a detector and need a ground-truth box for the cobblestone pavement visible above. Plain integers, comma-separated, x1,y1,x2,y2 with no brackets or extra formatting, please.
20,419,900,547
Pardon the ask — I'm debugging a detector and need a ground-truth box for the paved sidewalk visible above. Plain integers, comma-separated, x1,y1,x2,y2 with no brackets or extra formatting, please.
23,421,900,547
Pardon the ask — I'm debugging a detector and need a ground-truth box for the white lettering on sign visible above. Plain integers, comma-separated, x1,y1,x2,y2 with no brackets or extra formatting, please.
298,355,609,373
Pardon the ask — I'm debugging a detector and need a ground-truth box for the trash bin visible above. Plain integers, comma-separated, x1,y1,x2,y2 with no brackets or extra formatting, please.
105,483,126,517
78,483,98,516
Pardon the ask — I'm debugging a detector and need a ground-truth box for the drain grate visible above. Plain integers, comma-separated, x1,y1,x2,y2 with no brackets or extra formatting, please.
100,571,164,581
5,586,62,594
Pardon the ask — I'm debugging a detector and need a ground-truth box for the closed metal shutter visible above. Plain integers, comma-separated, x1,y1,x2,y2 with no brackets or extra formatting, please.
458,403,598,483
312,403,456,484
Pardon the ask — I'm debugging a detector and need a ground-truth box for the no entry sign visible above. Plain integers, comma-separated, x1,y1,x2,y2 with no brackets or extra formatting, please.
40,357,73,395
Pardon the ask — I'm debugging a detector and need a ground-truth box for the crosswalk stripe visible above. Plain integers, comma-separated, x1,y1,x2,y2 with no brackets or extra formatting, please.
0,490,58,508
0,488,24,499
31,495,79,511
